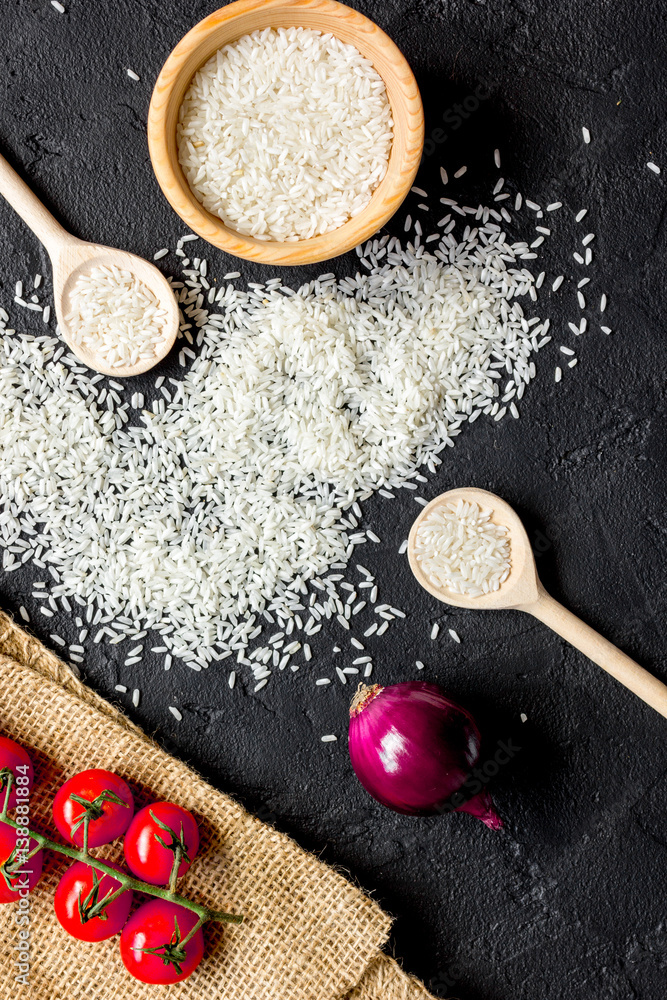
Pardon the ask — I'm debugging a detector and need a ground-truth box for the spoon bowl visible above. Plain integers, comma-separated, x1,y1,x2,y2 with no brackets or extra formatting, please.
55,240,179,377
0,153,179,377
408,487,539,611
409,486,667,721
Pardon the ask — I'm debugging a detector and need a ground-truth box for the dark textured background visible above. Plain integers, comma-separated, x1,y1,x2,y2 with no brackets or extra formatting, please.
1,1,666,997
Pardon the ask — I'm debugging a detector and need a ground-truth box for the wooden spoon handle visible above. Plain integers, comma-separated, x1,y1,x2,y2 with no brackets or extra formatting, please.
0,152,70,255
526,585,667,720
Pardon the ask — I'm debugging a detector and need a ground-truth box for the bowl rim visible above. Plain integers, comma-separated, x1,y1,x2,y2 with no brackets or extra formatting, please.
147,0,425,266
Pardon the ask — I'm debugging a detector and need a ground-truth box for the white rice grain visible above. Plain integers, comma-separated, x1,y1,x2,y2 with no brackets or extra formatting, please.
178,27,393,242
416,500,511,597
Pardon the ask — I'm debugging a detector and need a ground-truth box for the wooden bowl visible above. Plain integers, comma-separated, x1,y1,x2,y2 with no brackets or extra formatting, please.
147,0,424,266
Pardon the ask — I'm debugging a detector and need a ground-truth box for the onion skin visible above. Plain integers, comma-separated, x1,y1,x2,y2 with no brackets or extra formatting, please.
348,682,503,830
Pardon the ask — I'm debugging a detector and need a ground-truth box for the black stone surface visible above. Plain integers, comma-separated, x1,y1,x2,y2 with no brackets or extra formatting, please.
1,2,666,998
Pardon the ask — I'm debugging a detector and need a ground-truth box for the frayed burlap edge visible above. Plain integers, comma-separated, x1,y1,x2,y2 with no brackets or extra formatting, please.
0,610,436,1000
0,610,140,735
346,953,437,999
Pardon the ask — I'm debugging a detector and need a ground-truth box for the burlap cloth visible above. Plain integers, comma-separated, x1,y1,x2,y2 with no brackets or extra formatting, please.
0,611,435,1000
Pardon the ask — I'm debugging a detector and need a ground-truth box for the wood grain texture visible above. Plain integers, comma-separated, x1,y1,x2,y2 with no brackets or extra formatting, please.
147,0,424,265
530,586,667,720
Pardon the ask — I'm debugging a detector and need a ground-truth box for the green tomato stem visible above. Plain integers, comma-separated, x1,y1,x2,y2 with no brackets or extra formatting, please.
0,815,243,925
179,914,205,949
0,771,13,821
86,881,129,921
168,844,182,895
21,840,42,864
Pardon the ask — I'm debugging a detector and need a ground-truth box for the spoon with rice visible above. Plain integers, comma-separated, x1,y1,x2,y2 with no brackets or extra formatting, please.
408,487,667,720
0,152,178,376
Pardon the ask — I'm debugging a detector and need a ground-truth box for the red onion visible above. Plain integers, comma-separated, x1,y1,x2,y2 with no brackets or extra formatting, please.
348,682,503,830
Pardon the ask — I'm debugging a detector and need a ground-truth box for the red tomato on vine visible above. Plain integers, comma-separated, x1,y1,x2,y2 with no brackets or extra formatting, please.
120,899,204,984
54,860,133,941
0,735,34,812
0,820,42,903
124,802,199,886
52,769,134,848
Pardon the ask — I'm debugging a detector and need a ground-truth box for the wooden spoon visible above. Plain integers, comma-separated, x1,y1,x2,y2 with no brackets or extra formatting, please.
408,486,667,720
0,153,179,377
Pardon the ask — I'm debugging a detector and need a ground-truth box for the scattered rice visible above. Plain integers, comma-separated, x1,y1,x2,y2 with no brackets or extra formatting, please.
582,127,591,144
647,162,661,174
65,264,169,368
51,0,65,11
415,499,511,597
126,69,140,82
178,27,393,242
454,166,467,178
169,706,182,721
448,628,461,643
0,144,603,690
321,734,337,742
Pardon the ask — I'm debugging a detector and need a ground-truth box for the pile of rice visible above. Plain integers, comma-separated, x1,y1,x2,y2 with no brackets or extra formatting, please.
0,214,545,671
65,264,169,367
177,26,394,241
413,499,511,596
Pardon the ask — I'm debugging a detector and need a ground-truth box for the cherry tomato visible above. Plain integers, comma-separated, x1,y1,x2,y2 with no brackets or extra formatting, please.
0,820,42,903
0,735,34,812
119,899,204,984
52,769,134,848
123,802,199,886
54,860,133,941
